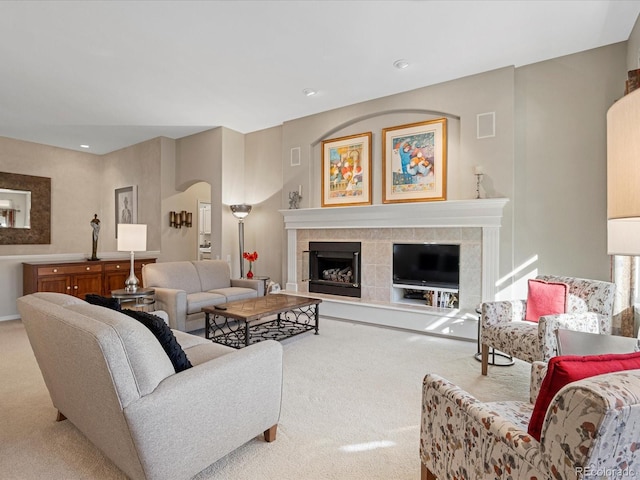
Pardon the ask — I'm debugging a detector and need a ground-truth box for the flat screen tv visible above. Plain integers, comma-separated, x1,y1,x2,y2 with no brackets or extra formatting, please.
392,243,460,289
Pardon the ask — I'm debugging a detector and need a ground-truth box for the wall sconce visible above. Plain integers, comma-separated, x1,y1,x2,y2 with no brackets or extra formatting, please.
169,211,193,228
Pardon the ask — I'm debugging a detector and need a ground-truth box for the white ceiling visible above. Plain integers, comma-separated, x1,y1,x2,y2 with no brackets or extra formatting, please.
1,0,639,155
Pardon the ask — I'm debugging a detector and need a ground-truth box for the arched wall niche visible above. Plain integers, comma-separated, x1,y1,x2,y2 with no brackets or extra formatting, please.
308,108,462,207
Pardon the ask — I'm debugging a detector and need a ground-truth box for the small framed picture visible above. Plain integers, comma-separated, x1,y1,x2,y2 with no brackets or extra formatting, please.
382,118,447,203
321,132,372,207
115,185,137,237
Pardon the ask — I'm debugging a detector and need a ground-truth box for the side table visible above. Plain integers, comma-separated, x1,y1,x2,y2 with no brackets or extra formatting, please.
111,287,156,311
473,306,515,366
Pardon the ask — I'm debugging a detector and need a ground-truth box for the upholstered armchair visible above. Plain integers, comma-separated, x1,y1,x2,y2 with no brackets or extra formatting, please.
420,362,640,479
480,275,615,375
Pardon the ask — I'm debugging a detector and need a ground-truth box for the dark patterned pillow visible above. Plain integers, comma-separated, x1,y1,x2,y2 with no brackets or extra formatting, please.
85,294,122,311
121,309,193,373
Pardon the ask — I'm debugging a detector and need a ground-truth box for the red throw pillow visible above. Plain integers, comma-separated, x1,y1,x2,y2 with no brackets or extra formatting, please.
528,352,640,441
525,279,567,322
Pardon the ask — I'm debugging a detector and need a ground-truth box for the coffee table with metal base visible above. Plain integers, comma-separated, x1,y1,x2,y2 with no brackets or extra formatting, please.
203,294,322,349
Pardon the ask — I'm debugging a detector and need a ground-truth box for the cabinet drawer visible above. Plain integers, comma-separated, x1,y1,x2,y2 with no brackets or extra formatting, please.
104,262,128,272
37,264,103,276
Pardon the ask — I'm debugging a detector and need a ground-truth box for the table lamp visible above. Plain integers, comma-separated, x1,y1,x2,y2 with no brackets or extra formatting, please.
230,204,251,278
117,224,147,292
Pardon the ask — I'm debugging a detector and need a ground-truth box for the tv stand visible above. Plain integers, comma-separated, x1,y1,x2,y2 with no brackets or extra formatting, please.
392,283,459,309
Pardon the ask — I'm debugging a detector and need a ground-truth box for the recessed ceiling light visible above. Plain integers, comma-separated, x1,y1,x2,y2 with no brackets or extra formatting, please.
303,88,317,97
393,59,410,70
80,144,90,149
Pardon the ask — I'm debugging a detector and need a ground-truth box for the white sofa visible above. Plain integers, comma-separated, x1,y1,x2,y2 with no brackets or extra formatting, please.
17,292,283,480
142,260,263,332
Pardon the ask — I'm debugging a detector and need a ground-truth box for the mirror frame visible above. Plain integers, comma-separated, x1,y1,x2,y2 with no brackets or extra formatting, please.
0,172,51,245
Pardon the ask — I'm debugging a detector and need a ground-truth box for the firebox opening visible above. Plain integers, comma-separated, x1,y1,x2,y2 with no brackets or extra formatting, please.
308,241,361,298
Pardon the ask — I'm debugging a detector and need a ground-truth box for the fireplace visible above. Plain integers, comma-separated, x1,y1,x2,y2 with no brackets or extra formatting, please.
308,241,361,298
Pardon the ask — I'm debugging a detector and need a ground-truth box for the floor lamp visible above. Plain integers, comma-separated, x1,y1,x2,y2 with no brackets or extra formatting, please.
607,89,640,256
230,204,252,278
117,224,147,292
607,89,640,337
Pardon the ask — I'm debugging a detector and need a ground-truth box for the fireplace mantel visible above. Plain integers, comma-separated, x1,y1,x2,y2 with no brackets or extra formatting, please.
280,198,509,230
279,199,509,340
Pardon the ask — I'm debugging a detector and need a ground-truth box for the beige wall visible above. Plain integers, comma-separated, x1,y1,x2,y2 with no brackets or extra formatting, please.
0,136,165,319
627,14,640,71
511,43,627,298
244,125,284,284
0,137,102,256
279,67,516,288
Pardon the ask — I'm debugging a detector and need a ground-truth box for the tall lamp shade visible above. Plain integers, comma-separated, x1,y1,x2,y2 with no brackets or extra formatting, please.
117,224,147,291
607,89,640,256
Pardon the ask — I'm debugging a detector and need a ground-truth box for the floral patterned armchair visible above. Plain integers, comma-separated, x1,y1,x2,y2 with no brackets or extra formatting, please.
420,362,640,479
480,275,615,375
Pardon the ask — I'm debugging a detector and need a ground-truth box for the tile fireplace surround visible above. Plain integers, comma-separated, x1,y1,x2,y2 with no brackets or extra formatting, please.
280,199,509,341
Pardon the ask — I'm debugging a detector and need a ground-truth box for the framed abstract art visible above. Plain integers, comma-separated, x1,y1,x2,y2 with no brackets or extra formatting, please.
382,118,447,203
321,132,372,207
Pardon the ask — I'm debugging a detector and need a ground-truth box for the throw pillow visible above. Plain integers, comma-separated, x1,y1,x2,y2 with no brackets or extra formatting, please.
85,294,122,311
528,352,640,440
121,309,193,373
524,279,567,322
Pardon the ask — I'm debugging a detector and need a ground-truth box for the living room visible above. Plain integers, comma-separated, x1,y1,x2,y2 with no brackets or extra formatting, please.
2,2,640,479
2,16,639,328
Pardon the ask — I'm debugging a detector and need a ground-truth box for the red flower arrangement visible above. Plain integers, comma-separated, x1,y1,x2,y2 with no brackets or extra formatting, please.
243,251,258,278
243,251,258,263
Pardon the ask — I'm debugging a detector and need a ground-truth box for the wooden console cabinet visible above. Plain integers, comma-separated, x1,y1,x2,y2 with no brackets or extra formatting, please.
23,258,157,299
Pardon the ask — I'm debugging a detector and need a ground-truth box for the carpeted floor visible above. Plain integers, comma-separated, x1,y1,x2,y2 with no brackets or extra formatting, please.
0,318,530,479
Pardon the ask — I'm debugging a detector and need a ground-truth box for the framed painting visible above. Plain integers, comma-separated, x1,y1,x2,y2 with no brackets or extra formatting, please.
115,185,137,237
321,132,372,207
382,118,447,203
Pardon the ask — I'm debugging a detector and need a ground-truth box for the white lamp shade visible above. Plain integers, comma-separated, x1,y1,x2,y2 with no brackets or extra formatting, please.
608,218,640,256
117,224,147,252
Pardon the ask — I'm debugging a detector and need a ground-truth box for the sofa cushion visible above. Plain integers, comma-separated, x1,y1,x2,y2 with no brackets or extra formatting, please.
210,286,259,303
192,260,232,291
182,343,236,366
143,261,203,294
186,292,226,314
85,293,122,311
121,309,193,373
528,352,640,440
525,279,567,322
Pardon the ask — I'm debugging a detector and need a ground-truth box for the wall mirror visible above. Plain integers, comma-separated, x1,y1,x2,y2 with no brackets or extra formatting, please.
0,172,51,244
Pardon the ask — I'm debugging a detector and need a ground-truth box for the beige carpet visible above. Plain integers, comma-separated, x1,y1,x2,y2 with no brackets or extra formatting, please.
0,318,530,479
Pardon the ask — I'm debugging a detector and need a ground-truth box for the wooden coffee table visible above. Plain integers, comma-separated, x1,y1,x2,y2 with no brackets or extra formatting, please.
203,294,322,349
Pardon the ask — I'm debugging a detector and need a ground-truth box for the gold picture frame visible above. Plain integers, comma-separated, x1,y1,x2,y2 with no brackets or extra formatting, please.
321,132,372,207
382,118,447,203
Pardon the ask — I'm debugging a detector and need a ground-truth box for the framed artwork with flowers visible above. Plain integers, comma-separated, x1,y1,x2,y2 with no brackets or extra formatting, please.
321,132,372,207
382,118,447,204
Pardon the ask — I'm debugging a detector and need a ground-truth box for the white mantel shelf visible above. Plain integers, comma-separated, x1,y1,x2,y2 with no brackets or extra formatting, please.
280,198,509,230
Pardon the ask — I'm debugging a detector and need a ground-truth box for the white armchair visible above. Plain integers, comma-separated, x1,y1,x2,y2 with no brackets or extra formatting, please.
421,361,640,479
480,275,615,375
